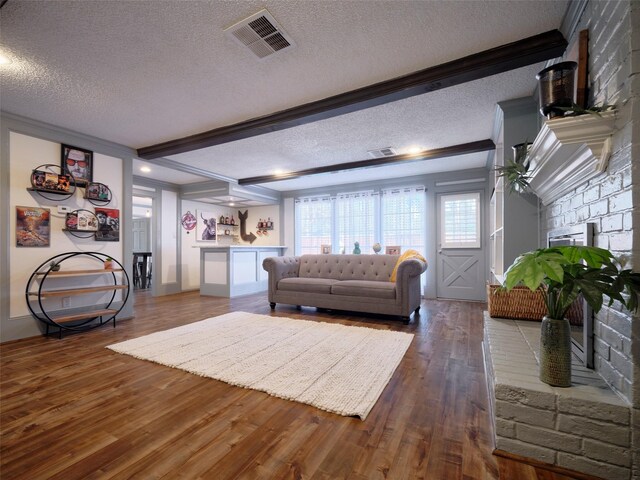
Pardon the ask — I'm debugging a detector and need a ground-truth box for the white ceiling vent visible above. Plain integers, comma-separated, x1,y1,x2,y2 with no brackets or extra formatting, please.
367,147,397,158
224,9,295,59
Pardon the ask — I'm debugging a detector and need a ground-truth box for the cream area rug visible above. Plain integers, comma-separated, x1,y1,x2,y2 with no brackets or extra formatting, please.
107,312,413,420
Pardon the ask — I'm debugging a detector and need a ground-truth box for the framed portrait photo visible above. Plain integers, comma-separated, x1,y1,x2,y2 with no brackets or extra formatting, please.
321,244,331,254
61,144,93,187
386,246,401,255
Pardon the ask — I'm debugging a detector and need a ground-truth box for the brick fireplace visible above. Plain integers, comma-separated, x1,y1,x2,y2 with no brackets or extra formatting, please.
484,1,640,478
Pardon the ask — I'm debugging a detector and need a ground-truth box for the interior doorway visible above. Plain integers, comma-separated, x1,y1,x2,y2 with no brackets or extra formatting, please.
132,196,153,291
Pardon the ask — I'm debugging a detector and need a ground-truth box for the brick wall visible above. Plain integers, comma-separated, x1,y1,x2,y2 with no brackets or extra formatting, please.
542,0,637,404
542,1,639,478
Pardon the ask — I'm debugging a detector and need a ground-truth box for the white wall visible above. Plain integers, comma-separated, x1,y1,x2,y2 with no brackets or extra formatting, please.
9,132,124,318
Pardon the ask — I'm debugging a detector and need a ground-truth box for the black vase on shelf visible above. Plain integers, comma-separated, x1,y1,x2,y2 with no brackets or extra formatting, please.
536,61,577,119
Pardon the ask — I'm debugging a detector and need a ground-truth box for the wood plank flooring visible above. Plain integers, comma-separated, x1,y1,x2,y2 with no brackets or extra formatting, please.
1,291,582,479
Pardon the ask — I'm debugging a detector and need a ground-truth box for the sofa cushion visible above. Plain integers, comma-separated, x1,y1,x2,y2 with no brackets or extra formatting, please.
331,280,396,299
298,254,397,281
277,277,339,294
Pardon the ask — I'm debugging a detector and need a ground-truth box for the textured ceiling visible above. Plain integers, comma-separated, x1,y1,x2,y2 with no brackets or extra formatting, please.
0,0,569,191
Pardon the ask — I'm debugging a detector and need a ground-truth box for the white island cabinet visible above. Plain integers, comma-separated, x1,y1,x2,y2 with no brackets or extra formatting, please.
199,245,286,297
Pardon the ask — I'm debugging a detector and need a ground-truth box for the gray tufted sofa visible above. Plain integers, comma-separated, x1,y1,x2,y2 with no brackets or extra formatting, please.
262,254,427,324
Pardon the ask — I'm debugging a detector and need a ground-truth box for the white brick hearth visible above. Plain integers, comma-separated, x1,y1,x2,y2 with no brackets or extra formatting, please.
483,312,632,479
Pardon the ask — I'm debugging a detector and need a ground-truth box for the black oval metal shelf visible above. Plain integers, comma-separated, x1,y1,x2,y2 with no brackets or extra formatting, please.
83,182,112,206
25,252,130,338
63,209,99,238
28,164,77,201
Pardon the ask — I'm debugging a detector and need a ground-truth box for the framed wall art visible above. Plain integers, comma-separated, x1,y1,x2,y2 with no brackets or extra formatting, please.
385,246,401,255
16,206,50,247
197,210,217,241
95,207,120,242
61,144,93,187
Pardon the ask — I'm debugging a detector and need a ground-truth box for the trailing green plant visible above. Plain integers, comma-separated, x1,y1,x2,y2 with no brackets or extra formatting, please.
494,160,531,193
557,102,615,117
503,245,640,319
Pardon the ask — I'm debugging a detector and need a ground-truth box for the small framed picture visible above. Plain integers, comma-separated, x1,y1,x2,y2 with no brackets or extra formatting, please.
321,244,331,254
386,246,401,255
61,144,93,187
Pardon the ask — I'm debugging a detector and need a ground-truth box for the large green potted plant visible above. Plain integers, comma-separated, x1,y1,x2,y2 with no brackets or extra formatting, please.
503,245,640,387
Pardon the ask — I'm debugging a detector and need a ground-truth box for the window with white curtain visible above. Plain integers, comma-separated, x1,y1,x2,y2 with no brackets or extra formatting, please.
295,196,333,255
440,192,481,248
382,186,426,253
294,186,427,257
335,191,376,254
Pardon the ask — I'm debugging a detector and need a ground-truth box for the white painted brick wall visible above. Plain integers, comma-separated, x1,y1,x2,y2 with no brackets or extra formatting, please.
558,453,630,480
541,0,637,415
582,439,631,467
516,424,582,454
557,414,630,447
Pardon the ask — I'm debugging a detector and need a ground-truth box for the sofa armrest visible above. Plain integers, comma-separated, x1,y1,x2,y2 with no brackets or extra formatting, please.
395,258,428,316
396,258,428,280
262,256,300,301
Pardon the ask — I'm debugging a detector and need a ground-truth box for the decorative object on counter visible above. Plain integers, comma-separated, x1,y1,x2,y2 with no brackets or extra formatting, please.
219,215,225,224
385,246,401,255
61,144,93,187
321,244,331,254
503,245,640,387
95,207,120,242
16,206,51,247
25,251,130,338
49,261,60,272
104,257,113,269
181,211,197,234
230,215,235,225
28,164,76,201
536,61,577,119
353,242,361,254
372,243,381,254
63,209,98,238
198,211,217,241
84,182,112,205
238,210,257,244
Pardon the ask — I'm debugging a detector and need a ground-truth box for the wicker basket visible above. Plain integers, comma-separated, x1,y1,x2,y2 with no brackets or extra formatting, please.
487,284,546,321
487,284,584,324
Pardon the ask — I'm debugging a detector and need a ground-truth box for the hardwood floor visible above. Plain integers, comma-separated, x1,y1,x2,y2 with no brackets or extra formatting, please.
1,291,582,479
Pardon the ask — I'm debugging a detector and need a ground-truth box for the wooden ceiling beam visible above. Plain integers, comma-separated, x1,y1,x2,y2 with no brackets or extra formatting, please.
237,139,495,185
137,30,566,160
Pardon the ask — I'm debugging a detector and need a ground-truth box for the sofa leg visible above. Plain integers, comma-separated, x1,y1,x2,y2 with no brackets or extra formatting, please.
402,316,410,325
296,305,302,310
415,306,420,313
270,302,276,309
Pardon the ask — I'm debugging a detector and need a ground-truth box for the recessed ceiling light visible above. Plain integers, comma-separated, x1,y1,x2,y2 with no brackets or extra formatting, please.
406,146,422,155
272,169,288,176
0,54,12,66
229,202,235,206
140,166,151,173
